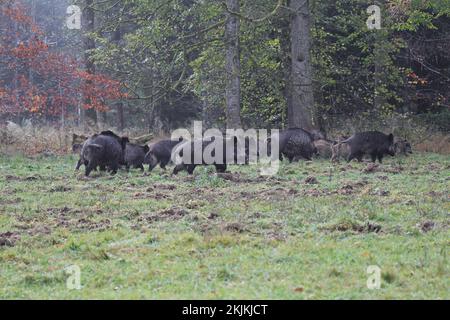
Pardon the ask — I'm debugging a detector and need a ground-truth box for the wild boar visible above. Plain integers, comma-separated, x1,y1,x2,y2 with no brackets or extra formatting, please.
339,131,395,163
274,128,317,162
394,138,413,155
124,143,150,172
144,138,184,171
172,136,245,175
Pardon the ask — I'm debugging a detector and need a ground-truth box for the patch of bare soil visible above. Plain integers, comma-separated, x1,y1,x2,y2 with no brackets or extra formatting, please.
194,223,212,235
223,222,246,233
0,231,20,247
20,206,107,233
46,206,73,216
265,231,287,241
249,219,287,241
26,225,52,236
427,191,449,199
336,180,369,195
418,220,435,233
304,176,319,184
371,188,390,196
180,175,195,182
426,163,441,171
133,190,170,200
302,188,326,197
152,184,177,191
4,175,20,181
5,205,113,246
152,193,170,200
139,185,176,199
215,172,286,184
4,174,43,182
258,187,299,200
337,184,355,195
216,172,250,183
362,163,379,173
74,218,111,231
0,187,18,195
137,207,190,224
324,221,382,234
344,164,356,171
382,165,404,174
208,212,219,220
49,185,72,192
25,175,42,181
132,192,147,199
185,200,205,209
179,187,225,202
1,197,23,205
158,207,189,219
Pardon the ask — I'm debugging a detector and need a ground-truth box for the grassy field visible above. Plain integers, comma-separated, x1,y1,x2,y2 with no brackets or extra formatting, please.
0,152,448,299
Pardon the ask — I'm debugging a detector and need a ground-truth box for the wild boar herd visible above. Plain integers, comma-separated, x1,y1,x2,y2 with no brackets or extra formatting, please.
73,129,412,177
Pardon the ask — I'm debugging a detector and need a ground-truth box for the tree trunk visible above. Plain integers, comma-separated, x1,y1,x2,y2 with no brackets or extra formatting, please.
279,17,291,130
116,102,124,131
144,67,157,134
288,0,314,130
112,27,124,131
224,0,242,129
82,0,97,129
373,32,385,112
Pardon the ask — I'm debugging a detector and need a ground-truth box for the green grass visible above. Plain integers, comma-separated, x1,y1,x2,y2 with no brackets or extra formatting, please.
0,153,449,299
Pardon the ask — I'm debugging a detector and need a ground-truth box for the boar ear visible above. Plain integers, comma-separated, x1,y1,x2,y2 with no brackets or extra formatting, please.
100,130,116,137
388,133,394,143
143,145,150,153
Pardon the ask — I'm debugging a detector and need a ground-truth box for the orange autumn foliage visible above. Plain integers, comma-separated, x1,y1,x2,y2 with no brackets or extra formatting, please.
0,0,125,117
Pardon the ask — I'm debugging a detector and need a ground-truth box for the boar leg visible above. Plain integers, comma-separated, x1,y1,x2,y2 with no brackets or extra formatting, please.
111,164,119,175
148,162,157,172
159,157,170,170
186,164,196,175
370,153,377,162
75,159,82,170
85,162,96,177
172,164,185,175
215,164,227,173
377,154,383,163
347,152,358,162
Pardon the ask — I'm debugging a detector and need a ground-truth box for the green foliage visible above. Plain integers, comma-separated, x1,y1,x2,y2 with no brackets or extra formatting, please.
416,108,450,131
9,0,448,131
312,0,406,124
393,0,450,31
